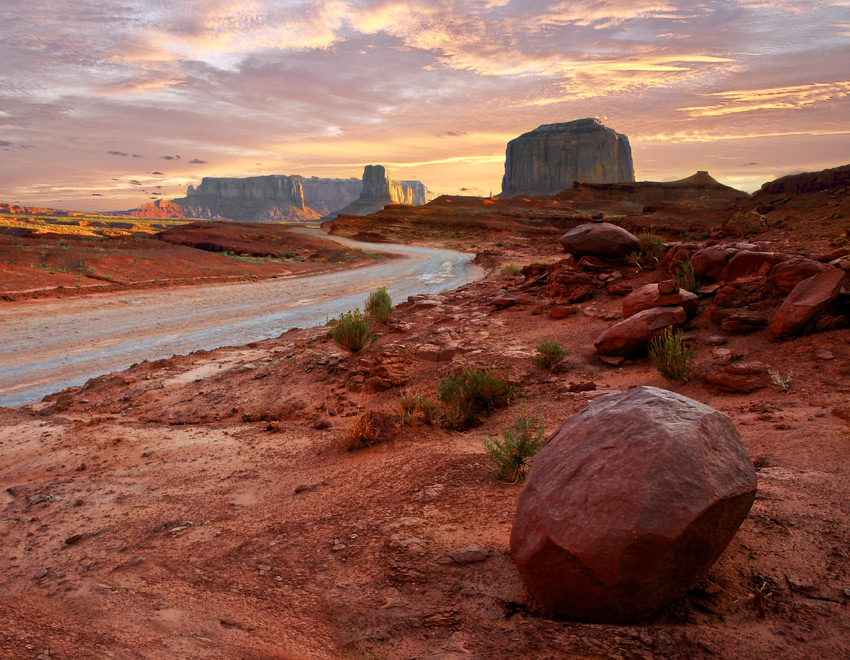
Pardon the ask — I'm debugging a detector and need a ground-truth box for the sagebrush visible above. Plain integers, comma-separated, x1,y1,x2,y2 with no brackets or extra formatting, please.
330,309,375,353
532,338,566,370
649,326,695,381
482,413,545,483
339,413,381,452
500,262,521,277
673,260,699,293
438,367,516,429
365,287,393,323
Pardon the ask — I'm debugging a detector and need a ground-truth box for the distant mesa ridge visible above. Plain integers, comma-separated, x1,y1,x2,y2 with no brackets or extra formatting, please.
558,170,747,203
127,167,433,223
500,118,635,198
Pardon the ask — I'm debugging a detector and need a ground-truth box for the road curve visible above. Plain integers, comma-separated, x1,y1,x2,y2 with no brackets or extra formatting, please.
0,236,480,407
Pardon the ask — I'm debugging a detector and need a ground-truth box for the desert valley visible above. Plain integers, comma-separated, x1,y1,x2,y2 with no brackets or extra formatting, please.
0,111,849,660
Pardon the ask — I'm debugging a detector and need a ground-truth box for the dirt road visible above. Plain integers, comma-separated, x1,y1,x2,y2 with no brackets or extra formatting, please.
0,238,479,406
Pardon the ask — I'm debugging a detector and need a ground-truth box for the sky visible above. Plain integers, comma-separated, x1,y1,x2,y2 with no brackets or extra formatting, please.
1,0,848,212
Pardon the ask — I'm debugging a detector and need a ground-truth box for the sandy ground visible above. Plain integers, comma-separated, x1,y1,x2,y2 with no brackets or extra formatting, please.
1,232,848,659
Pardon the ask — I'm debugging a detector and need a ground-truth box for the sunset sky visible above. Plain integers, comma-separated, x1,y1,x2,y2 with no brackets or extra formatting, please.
1,0,848,212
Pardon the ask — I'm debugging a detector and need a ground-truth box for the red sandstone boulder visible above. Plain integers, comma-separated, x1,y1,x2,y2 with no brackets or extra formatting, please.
593,306,686,356
769,258,825,294
545,266,597,302
768,267,846,341
720,310,769,335
721,250,785,282
560,223,639,260
713,278,772,308
622,282,699,319
690,246,736,280
510,386,757,623
705,361,770,393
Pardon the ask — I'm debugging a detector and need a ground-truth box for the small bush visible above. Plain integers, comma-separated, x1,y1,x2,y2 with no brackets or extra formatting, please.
649,327,695,381
365,287,393,323
672,260,699,293
482,413,545,483
532,338,566,370
500,262,521,277
330,309,375,353
636,232,665,260
768,369,792,393
340,413,381,452
438,367,516,429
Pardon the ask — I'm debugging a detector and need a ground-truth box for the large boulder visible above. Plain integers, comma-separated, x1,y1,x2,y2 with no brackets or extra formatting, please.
500,118,634,197
769,257,825,294
594,306,686,356
768,267,846,341
560,222,639,260
721,250,785,282
510,386,757,624
622,281,698,319
690,246,736,280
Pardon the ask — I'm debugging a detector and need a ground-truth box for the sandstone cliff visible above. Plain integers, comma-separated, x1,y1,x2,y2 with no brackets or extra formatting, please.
324,165,433,219
557,171,746,204
500,118,634,198
299,177,362,217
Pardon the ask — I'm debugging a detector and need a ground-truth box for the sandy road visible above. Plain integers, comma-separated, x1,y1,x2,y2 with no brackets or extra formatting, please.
0,236,479,407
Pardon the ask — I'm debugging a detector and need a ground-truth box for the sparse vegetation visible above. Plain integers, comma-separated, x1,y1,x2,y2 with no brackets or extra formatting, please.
768,369,793,393
339,412,381,452
330,309,375,353
500,262,521,277
636,232,665,261
482,413,545,483
365,286,393,323
673,260,699,293
438,367,516,429
532,338,566,370
649,327,695,381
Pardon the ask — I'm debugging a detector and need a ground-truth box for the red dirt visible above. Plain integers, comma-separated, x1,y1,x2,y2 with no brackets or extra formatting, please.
0,220,388,301
1,168,849,659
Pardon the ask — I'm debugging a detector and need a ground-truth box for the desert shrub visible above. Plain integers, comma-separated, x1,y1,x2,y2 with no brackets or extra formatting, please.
532,338,566,370
438,367,516,429
482,413,545,483
768,369,792,393
636,232,665,261
649,327,695,381
500,262,521,277
672,260,699,293
339,413,382,452
330,309,375,353
365,286,393,323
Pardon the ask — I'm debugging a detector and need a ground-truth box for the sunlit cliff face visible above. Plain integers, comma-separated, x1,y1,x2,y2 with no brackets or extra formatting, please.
0,0,848,211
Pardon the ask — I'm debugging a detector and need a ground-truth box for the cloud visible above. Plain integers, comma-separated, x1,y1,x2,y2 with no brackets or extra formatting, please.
160,154,181,160
108,150,129,156
151,171,164,175
188,158,207,164
680,81,850,117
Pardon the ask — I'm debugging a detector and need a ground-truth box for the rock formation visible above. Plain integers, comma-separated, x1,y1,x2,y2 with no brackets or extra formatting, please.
324,165,432,219
558,171,747,203
299,177,362,217
510,386,757,623
500,118,634,198
559,222,640,260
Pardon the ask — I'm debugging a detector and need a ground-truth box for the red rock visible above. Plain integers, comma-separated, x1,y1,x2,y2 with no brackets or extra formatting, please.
769,258,825,294
593,306,687,357
657,279,677,295
559,223,639,260
491,294,517,309
510,386,757,624
720,310,769,335
549,305,577,319
622,283,698,319
704,361,770,393
546,266,597,302
663,244,698,273
690,246,736,280
713,278,771,308
606,281,633,296
768,267,846,341
721,250,785,282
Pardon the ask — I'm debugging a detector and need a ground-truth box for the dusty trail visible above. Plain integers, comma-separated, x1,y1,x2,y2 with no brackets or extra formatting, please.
0,237,478,406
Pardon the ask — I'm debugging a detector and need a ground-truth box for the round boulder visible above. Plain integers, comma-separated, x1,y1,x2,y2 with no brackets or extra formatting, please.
560,222,639,260
510,386,757,623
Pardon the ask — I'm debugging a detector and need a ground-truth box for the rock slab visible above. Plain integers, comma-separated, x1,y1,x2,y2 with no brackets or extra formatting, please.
510,386,757,623
501,118,634,197
768,267,846,341
594,306,686,356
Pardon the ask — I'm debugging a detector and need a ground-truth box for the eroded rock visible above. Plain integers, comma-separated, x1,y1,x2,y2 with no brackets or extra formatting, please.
593,306,686,356
769,267,846,341
559,223,639,260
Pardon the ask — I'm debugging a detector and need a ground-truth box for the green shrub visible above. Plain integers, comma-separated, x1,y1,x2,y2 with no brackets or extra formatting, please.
482,413,545,483
365,286,393,323
500,262,521,277
672,260,699,293
532,338,566,370
649,327,695,381
330,309,375,353
438,367,516,429
636,232,665,260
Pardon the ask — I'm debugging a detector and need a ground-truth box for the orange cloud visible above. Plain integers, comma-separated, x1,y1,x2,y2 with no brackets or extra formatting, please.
680,81,850,117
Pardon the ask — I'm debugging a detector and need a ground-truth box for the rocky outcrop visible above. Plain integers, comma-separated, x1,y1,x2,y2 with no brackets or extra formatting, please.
500,118,634,198
299,177,362,217
324,165,433,219
128,199,188,218
510,386,757,623
622,281,698,319
594,306,687,356
768,267,846,341
753,163,850,197
558,171,747,204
